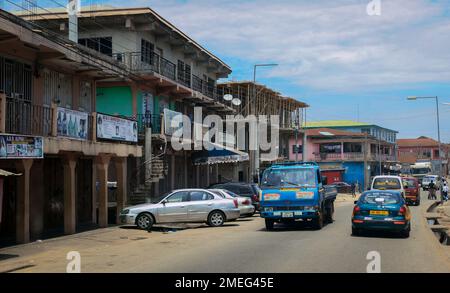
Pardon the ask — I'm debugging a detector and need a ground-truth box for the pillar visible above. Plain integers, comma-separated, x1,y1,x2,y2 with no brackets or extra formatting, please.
170,154,175,190
184,152,188,188
145,127,152,187
95,155,110,228
0,92,6,133
115,157,127,224
206,165,210,187
15,159,33,244
196,165,200,187
63,155,77,235
91,159,97,223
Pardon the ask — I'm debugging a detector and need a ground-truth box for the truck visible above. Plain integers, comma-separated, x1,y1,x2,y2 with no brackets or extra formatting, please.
410,161,438,184
259,162,338,231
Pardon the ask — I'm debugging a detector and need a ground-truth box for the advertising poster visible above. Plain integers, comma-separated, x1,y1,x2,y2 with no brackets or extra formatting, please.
0,134,43,159
97,113,138,143
164,108,183,136
57,107,89,140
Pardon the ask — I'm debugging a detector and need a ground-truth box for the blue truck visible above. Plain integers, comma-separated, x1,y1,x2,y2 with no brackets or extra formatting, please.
259,162,338,230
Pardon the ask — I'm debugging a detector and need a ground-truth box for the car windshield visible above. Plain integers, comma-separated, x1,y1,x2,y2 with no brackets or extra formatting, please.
261,168,316,188
403,179,416,187
360,192,400,205
373,178,401,190
210,190,225,198
222,190,239,198
411,168,431,175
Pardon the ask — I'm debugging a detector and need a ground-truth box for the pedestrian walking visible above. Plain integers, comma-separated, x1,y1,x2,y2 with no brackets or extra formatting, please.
443,183,449,202
351,182,356,197
428,180,437,200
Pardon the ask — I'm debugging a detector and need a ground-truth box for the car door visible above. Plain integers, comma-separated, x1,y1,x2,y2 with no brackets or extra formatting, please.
187,190,215,222
157,191,189,223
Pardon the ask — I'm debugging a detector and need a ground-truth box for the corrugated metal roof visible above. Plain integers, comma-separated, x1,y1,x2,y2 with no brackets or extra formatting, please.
304,120,371,128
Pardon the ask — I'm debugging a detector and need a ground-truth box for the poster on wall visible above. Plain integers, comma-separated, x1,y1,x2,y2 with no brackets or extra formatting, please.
97,113,138,143
57,107,89,140
0,134,43,159
164,108,183,136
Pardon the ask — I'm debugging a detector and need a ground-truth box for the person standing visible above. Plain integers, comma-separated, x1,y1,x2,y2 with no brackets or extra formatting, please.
351,182,356,197
443,183,449,202
428,180,436,200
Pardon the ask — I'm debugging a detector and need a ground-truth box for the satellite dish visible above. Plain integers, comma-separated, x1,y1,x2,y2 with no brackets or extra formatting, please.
231,98,242,106
223,94,233,101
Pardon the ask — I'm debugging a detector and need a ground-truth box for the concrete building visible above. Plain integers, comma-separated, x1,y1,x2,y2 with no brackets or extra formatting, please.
24,6,247,201
397,136,449,175
300,121,399,189
0,9,141,245
288,128,398,188
216,81,308,182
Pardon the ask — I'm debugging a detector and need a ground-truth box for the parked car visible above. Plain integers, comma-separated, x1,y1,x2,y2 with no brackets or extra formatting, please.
421,175,441,191
370,175,406,198
333,182,352,193
209,182,261,211
120,189,240,230
401,177,420,206
352,190,411,238
209,189,255,217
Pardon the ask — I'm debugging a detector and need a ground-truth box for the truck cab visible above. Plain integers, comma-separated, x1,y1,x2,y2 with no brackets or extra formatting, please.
259,162,337,231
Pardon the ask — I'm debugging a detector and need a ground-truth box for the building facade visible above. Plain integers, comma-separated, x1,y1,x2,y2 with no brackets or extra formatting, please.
0,9,141,245
26,7,249,202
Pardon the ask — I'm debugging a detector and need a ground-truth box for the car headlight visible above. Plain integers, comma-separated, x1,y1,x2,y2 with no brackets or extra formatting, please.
264,207,274,212
120,209,130,215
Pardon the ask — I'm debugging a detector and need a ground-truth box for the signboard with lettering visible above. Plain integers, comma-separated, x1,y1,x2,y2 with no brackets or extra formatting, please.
57,107,89,140
96,113,138,143
0,134,43,159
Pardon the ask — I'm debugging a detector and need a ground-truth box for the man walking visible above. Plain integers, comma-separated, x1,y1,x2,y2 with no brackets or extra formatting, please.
351,182,356,198
442,182,449,202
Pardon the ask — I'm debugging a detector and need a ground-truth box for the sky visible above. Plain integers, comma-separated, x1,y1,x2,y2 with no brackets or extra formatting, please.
5,0,450,142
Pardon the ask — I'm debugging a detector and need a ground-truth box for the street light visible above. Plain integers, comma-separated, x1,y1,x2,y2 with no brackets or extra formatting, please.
252,63,278,183
407,96,442,178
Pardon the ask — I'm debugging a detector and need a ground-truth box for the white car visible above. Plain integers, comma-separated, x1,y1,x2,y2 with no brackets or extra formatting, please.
370,176,406,198
422,175,440,191
120,189,241,230
209,189,255,217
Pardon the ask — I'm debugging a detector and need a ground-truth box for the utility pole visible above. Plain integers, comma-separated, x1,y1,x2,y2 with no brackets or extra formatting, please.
302,108,307,162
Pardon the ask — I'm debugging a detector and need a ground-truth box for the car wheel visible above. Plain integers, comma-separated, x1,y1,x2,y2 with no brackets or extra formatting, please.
136,213,154,230
265,219,274,231
325,203,335,224
312,212,324,230
208,211,225,227
400,229,410,238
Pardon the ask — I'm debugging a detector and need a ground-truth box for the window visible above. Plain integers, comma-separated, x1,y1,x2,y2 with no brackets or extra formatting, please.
78,37,112,56
79,81,92,112
166,191,189,203
372,178,401,190
43,69,72,108
141,39,154,65
359,192,400,205
189,191,213,201
344,143,362,153
320,143,341,154
292,144,303,154
177,60,191,87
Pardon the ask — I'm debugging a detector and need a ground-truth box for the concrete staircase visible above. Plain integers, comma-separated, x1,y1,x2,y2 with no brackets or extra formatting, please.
129,158,169,205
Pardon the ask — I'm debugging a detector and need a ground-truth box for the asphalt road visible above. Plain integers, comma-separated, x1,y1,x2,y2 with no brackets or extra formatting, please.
1,193,449,273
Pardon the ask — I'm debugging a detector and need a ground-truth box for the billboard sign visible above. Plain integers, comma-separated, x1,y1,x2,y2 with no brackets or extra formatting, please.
96,113,138,143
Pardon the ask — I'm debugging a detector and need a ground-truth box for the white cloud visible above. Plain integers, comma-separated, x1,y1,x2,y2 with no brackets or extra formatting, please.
115,0,450,93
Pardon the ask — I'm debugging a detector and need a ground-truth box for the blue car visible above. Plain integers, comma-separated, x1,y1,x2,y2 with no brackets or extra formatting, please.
352,191,411,238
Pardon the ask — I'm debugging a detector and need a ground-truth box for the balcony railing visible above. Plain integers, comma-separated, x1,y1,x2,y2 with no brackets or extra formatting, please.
135,113,162,136
6,99,52,137
112,52,176,81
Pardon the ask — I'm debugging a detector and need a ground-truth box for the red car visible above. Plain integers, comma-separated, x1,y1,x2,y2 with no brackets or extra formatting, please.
402,177,420,206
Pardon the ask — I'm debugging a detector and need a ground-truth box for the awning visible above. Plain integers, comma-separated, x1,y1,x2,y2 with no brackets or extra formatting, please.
192,142,249,166
0,169,21,177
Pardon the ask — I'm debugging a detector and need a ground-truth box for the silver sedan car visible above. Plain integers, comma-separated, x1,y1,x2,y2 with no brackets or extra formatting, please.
210,189,255,217
120,189,241,230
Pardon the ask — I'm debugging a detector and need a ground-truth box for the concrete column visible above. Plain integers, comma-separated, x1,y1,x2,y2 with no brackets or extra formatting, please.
15,159,34,244
196,165,200,187
233,164,239,182
145,127,152,187
214,164,219,184
184,152,188,188
63,155,77,235
95,155,110,228
206,165,210,187
170,154,175,190
0,92,6,133
114,157,127,224
91,159,97,224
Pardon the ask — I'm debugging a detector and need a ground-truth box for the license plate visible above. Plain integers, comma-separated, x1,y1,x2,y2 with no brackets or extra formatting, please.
370,210,389,216
282,212,294,218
